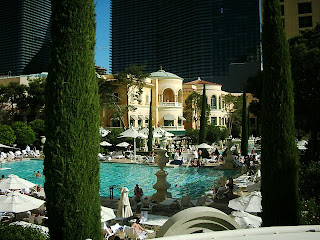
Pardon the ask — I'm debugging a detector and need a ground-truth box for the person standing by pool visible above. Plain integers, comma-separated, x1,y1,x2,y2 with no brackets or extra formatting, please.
134,184,143,202
197,149,202,167
192,149,198,167
0,175,4,181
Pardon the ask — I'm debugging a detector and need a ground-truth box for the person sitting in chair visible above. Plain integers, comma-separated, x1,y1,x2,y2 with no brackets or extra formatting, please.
131,218,146,234
226,177,234,199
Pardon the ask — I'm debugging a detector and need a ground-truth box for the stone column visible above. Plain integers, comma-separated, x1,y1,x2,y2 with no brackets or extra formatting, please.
221,138,234,169
151,149,171,202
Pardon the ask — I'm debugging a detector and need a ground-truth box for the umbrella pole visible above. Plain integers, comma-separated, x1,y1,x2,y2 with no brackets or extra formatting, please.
134,137,136,162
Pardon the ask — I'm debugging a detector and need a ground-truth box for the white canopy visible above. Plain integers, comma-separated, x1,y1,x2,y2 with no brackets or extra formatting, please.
119,127,147,139
116,142,130,148
197,143,212,149
0,144,18,149
139,127,162,138
228,191,262,213
100,127,110,137
0,191,45,213
0,174,36,190
119,127,147,161
117,187,133,218
101,206,116,222
100,141,112,147
154,127,174,137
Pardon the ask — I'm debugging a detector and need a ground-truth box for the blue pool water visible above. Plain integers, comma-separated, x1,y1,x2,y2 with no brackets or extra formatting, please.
1,160,238,199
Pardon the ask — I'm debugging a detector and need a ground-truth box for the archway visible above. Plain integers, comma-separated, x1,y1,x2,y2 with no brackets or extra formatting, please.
163,88,175,102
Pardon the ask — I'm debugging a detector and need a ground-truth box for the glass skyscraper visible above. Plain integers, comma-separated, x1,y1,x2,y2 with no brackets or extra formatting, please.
111,0,261,92
0,0,51,76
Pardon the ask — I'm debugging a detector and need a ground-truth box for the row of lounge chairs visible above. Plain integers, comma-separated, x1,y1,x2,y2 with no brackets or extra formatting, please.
0,150,41,161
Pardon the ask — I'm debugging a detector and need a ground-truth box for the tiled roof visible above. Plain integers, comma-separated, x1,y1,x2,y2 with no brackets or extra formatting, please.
184,77,221,86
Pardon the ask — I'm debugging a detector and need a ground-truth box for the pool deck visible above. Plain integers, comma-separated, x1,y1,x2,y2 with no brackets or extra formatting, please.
102,157,224,168
25,156,232,169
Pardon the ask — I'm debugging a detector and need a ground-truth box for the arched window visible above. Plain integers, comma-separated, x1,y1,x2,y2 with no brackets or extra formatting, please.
163,88,175,102
211,95,217,109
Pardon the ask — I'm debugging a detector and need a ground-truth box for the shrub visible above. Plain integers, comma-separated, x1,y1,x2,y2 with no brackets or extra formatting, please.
301,198,320,225
11,121,36,148
29,119,45,148
186,128,199,144
0,125,16,145
0,223,48,240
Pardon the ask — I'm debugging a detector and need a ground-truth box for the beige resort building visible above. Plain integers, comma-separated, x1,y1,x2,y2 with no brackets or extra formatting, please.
183,77,229,130
101,69,232,135
100,69,186,135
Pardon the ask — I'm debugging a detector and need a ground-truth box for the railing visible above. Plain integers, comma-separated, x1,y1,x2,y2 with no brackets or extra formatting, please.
162,126,185,131
158,102,182,107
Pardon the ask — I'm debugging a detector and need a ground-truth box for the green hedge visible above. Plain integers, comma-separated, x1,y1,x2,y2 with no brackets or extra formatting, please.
0,224,48,240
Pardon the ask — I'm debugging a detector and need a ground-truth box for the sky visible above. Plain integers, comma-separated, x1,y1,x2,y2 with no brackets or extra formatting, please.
95,0,111,72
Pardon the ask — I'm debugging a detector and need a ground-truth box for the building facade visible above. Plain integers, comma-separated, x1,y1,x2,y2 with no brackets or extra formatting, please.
279,0,320,38
0,0,51,76
111,0,261,92
100,69,185,135
183,78,229,130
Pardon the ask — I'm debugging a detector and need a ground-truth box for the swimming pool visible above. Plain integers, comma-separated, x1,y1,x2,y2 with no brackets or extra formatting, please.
0,159,239,199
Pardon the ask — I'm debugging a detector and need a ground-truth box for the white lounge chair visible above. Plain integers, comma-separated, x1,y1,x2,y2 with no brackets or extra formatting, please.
98,153,106,161
22,150,29,158
8,151,16,160
104,225,115,240
35,150,41,157
15,150,22,158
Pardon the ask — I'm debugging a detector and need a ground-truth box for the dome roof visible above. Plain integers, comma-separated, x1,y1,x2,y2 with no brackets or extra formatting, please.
149,69,182,79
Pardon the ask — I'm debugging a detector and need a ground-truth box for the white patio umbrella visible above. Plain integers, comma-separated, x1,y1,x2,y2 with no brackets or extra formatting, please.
228,191,262,213
116,142,130,148
100,141,112,147
117,187,133,218
139,128,162,138
100,127,110,137
0,174,36,190
154,127,174,137
230,210,262,229
197,143,213,149
101,206,116,222
0,143,19,149
119,127,147,161
0,191,45,213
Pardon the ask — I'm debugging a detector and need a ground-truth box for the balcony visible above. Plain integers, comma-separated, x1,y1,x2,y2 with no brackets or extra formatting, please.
158,102,182,107
162,125,185,131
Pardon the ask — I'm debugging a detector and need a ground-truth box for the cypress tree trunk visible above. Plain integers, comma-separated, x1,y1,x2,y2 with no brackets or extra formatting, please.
44,1,102,239
148,90,153,152
261,0,300,226
241,87,248,156
199,84,207,143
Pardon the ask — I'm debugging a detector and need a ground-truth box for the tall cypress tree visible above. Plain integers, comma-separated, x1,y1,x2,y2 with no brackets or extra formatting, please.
261,0,300,226
44,1,102,239
199,84,207,143
148,89,153,152
241,86,248,156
